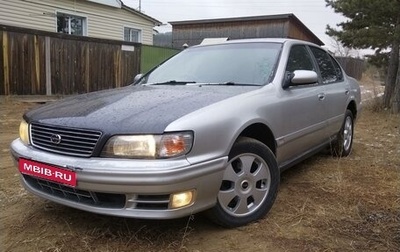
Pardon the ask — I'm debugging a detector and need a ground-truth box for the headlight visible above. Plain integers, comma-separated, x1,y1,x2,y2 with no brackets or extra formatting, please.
19,120,30,145
101,132,193,159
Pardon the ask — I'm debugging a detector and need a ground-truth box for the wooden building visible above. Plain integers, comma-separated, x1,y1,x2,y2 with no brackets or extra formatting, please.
170,14,323,49
0,0,161,45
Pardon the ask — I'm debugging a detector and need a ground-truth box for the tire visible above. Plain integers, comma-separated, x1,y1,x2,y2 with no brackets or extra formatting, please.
332,109,354,157
206,137,279,228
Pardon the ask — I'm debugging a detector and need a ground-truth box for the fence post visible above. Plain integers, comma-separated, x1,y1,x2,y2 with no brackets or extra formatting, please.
2,31,9,95
85,43,90,93
115,48,121,88
45,36,51,95
34,35,40,93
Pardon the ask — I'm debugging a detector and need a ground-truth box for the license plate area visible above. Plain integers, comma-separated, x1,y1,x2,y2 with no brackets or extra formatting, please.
19,158,76,187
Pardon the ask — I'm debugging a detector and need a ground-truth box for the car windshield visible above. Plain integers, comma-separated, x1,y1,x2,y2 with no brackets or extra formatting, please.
139,42,282,86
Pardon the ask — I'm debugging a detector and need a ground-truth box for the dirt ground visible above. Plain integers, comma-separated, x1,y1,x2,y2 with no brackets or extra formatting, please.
1,77,399,251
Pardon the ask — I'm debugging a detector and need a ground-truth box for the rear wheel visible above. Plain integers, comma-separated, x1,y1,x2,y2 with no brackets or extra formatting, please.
332,109,354,157
207,137,279,227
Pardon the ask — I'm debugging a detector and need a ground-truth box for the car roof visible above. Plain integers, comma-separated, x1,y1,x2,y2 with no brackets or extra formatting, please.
190,38,320,48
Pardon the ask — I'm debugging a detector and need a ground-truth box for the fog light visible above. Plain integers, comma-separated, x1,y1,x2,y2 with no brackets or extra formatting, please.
170,190,195,209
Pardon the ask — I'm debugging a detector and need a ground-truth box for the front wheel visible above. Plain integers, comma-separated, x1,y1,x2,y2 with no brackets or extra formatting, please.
332,109,354,157
206,137,279,227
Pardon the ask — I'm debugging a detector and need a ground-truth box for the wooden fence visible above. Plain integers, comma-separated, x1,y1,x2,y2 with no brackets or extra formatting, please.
0,25,141,95
335,57,365,80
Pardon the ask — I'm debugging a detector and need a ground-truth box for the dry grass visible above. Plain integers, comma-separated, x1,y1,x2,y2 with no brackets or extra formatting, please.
1,82,399,251
360,68,386,112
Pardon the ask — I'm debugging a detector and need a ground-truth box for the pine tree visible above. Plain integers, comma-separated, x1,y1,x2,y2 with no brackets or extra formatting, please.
326,0,400,112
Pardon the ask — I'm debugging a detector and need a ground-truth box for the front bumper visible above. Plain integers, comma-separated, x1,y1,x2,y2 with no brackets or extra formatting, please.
10,139,228,219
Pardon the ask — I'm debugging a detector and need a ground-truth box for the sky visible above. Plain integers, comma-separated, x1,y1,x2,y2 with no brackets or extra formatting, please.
123,0,348,53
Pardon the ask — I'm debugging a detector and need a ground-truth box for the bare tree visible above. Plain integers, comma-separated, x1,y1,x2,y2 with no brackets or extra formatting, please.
329,36,358,58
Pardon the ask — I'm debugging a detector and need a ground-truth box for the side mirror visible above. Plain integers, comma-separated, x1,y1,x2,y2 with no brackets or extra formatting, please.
133,73,144,84
283,70,318,89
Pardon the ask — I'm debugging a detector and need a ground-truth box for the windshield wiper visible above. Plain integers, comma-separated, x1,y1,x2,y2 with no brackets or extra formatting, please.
147,80,197,85
146,80,261,86
200,82,261,86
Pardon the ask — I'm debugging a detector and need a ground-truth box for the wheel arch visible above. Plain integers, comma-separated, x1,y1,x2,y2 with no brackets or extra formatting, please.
347,100,358,120
236,123,277,156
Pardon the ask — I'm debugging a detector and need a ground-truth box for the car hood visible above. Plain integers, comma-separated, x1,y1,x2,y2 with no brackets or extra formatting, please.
25,85,259,134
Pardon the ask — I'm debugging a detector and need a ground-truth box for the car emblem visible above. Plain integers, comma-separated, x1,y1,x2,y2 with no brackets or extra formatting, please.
50,134,62,145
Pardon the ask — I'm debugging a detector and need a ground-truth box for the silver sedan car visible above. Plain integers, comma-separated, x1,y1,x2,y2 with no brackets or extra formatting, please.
11,38,361,227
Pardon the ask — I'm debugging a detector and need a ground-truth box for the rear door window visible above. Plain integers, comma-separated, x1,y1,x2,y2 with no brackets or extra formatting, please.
330,55,344,82
310,47,339,84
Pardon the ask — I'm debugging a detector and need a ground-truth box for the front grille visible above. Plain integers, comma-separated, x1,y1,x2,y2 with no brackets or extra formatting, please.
30,123,102,157
24,175,125,208
24,174,173,211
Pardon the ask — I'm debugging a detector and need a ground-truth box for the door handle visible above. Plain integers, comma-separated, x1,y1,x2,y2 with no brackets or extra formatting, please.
345,89,350,95
318,93,325,101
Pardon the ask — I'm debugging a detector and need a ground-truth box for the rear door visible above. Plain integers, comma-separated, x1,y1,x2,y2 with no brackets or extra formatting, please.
309,47,350,138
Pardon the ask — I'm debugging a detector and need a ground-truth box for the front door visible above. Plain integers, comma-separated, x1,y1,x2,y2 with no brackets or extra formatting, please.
275,45,328,166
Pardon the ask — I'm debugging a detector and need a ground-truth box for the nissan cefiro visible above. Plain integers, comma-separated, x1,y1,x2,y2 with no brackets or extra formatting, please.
11,39,361,227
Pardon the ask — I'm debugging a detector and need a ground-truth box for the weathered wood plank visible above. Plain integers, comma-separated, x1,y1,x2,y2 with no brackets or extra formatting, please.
84,42,90,93
2,31,9,95
45,36,51,95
